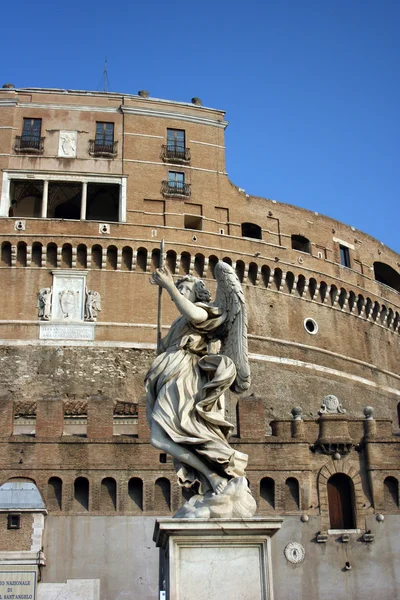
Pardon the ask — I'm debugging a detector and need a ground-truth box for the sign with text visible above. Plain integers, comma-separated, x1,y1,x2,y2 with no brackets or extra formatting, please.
0,571,36,600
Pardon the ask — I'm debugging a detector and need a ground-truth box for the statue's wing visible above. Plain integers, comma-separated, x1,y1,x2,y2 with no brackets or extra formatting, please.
213,261,251,392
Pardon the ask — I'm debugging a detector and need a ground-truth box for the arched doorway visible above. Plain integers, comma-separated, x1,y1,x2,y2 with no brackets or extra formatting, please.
327,473,355,529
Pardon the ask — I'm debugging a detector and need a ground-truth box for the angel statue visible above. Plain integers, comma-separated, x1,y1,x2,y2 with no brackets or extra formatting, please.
145,261,256,518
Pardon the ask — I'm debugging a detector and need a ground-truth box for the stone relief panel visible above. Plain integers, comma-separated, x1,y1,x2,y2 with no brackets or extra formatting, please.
58,131,77,158
37,271,100,340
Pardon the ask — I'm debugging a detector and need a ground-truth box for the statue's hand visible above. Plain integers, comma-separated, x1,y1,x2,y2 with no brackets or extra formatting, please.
149,266,174,291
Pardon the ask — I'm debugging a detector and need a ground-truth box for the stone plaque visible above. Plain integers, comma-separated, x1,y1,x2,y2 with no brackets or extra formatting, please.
39,323,95,340
58,131,77,158
51,272,86,322
0,569,36,599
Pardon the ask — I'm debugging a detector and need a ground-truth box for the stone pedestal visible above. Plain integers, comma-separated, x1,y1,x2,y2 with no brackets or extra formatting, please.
154,518,282,600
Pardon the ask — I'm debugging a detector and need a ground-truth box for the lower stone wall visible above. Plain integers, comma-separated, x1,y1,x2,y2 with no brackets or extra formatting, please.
42,514,400,600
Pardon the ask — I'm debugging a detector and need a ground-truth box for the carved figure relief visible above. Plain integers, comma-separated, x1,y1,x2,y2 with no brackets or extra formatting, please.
58,131,77,158
145,261,256,519
59,290,77,319
85,290,101,321
37,288,52,320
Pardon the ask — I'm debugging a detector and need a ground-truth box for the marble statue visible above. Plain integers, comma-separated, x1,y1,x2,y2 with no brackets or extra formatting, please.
37,288,52,321
145,261,256,518
85,290,101,321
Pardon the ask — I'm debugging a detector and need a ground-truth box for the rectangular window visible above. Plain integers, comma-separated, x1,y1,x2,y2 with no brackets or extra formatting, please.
95,122,114,151
7,513,21,529
167,128,185,152
168,171,185,193
340,245,351,268
20,118,42,150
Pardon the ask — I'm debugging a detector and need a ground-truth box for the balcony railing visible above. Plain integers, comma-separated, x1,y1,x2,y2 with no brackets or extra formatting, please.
161,180,191,198
161,144,191,163
88,140,118,157
14,136,45,154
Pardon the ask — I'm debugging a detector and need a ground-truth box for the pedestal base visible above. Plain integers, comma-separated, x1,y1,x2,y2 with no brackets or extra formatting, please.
154,518,282,600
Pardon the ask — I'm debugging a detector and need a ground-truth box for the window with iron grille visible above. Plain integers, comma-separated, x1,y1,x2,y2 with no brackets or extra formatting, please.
21,118,42,149
95,122,114,153
168,171,185,193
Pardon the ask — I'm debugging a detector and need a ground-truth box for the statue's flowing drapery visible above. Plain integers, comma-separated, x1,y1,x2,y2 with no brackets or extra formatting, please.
145,303,248,493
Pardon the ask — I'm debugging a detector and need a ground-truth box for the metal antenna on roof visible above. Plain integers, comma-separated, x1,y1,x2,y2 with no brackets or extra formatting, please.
103,57,108,92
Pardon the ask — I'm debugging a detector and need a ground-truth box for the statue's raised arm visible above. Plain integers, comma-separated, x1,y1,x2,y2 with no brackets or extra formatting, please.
144,261,256,518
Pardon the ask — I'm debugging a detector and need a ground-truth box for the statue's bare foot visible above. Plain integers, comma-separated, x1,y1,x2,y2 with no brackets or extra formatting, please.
209,473,228,495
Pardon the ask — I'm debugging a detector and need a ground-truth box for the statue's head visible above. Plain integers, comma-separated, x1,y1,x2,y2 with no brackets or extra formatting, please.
175,275,211,303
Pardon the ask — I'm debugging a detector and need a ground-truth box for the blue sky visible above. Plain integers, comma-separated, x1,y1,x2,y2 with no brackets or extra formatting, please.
2,0,399,252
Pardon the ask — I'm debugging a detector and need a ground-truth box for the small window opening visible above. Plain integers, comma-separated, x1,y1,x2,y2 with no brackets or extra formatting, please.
184,214,202,230
373,262,400,292
304,318,318,334
8,513,21,529
74,477,89,511
340,245,351,268
260,477,275,510
128,478,143,511
159,453,167,463
241,222,262,240
291,235,311,254
384,477,399,511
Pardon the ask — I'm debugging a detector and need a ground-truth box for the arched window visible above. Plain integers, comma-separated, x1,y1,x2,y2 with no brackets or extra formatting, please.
1,242,11,267
241,222,262,240
248,262,258,285
16,242,27,267
384,477,399,511
31,242,42,267
373,262,400,292
76,244,87,269
291,235,311,254
47,477,62,510
207,255,218,279
100,477,117,511
194,254,205,277
397,403,400,429
222,256,232,266
136,247,147,272
92,245,102,269
284,478,300,511
259,477,275,510
74,477,89,511
285,271,295,294
180,252,191,275
166,250,177,274
151,248,161,270
122,246,133,271
261,265,270,287
106,245,118,270
154,477,171,512
46,243,57,268
128,478,143,511
235,260,245,283
327,473,355,529
61,244,72,268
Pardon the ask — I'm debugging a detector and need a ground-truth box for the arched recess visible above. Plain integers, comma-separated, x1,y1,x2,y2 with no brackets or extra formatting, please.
92,245,102,270
106,245,118,270
318,461,363,530
261,265,270,288
76,244,87,269
384,477,399,511
194,253,205,277
248,262,258,285
16,241,27,267
74,477,89,511
235,260,245,283
136,247,147,272
180,252,191,275
128,477,143,511
166,250,177,274
373,262,400,292
284,477,300,511
47,477,62,510
154,477,171,512
61,244,72,268
46,243,57,268
32,242,42,267
1,242,11,267
241,222,262,240
207,255,218,279
151,248,161,270
285,271,295,294
100,477,117,511
222,256,232,266
121,246,133,271
259,477,275,511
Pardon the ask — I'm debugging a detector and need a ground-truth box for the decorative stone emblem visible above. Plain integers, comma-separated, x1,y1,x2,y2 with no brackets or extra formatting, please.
58,131,77,158
284,542,305,564
318,394,346,415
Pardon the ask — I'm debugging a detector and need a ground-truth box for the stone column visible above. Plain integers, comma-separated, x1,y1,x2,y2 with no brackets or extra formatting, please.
41,180,49,218
80,181,87,220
